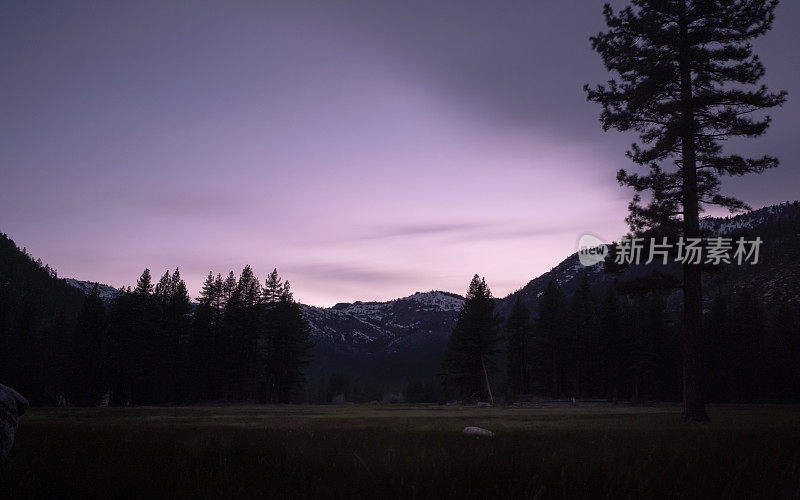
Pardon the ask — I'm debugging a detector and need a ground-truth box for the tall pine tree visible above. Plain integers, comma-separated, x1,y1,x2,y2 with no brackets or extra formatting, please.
224,265,262,400
441,275,502,404
262,271,313,403
68,285,107,405
585,0,786,421
505,297,532,395
153,268,190,403
189,272,222,400
568,274,596,398
532,281,567,399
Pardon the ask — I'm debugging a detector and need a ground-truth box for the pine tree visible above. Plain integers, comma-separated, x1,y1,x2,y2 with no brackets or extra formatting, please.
648,292,681,401
625,296,660,403
224,265,262,400
68,285,107,405
598,287,624,401
106,289,137,405
262,274,313,403
532,281,567,399
135,268,154,296
705,291,730,401
189,272,220,400
505,297,532,395
105,268,159,405
131,268,158,404
441,275,502,404
585,0,786,421
263,268,283,304
156,268,190,403
199,272,217,308
730,287,763,400
154,269,173,303
762,303,796,401
222,271,237,307
568,274,596,398
152,269,175,403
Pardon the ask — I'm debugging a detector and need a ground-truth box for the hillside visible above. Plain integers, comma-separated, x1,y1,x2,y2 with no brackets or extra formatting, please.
63,279,121,302
301,291,463,397
52,201,800,398
302,291,463,349
498,201,800,319
0,233,87,404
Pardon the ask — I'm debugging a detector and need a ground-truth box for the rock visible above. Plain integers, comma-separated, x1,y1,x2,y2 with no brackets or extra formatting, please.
0,384,29,461
463,426,493,437
476,401,492,407
381,392,404,403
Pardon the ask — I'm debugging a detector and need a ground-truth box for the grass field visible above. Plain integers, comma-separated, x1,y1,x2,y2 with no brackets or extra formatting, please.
2,404,799,498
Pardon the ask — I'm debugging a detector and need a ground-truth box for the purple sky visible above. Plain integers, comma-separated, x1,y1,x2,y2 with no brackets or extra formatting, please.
2,1,799,306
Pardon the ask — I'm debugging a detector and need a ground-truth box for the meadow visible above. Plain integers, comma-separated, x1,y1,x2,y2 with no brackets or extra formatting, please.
2,404,799,498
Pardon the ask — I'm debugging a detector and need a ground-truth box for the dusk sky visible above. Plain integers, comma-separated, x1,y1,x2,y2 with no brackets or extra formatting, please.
2,0,799,306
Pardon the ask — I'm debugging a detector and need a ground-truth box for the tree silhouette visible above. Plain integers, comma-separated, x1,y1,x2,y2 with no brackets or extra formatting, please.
441,275,502,404
532,281,567,398
68,285,106,405
261,269,313,403
505,297,532,395
585,0,786,421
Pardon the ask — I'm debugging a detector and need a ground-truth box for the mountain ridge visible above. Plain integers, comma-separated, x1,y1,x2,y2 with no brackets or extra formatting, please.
58,201,800,393
63,200,800,341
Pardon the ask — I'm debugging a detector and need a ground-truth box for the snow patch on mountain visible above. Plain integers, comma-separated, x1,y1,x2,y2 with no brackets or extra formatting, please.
64,278,120,301
404,291,464,311
301,291,463,349
701,202,793,235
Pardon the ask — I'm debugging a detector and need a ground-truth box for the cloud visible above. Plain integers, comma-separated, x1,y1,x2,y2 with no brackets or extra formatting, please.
351,222,490,241
335,221,585,245
287,262,416,286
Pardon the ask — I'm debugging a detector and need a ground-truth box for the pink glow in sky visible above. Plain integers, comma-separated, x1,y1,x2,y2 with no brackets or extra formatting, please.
2,1,798,306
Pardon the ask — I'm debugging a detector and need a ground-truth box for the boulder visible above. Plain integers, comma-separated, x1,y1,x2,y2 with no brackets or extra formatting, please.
463,426,493,437
476,401,492,407
0,384,29,461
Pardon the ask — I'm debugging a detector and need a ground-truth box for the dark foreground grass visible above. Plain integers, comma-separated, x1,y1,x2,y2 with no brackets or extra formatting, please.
1,404,799,499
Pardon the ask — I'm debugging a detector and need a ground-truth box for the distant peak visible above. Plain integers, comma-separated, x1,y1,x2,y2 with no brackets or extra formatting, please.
64,278,120,301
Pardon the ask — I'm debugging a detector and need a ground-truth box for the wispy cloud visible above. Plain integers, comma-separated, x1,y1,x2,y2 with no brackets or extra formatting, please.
350,222,490,241
287,262,416,286
334,221,585,245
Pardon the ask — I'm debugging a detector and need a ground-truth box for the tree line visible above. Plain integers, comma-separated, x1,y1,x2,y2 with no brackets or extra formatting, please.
69,266,312,406
0,233,85,405
442,274,800,404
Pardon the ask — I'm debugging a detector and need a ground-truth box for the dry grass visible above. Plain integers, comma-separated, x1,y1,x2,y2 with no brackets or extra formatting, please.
2,404,799,498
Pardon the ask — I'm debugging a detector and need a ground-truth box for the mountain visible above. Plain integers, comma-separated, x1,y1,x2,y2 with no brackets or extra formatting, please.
499,201,800,319
0,233,87,404
699,202,795,234
301,291,463,396
64,279,121,302
63,279,462,352
302,291,463,350
60,277,464,396
55,201,800,397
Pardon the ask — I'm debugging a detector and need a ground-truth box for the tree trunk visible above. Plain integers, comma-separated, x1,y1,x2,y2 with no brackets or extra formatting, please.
481,355,494,405
678,0,710,422
522,335,528,393
575,329,581,398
